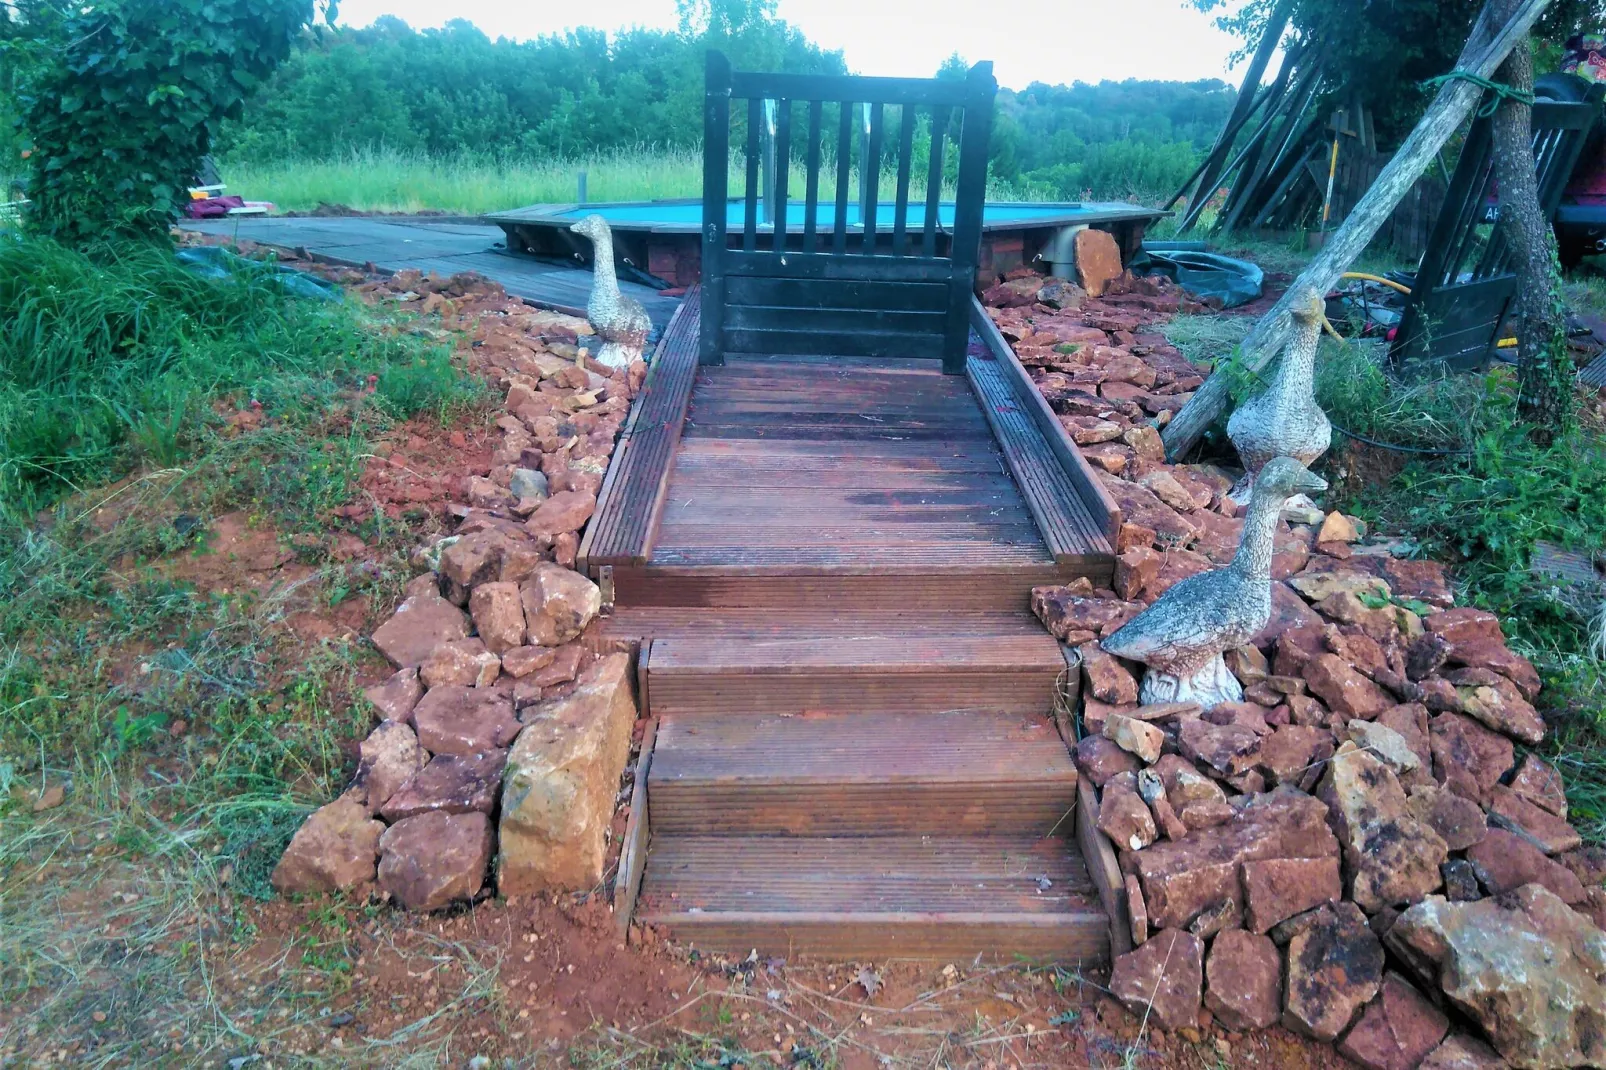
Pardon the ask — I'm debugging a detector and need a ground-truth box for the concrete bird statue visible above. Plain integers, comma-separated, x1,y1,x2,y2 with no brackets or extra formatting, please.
1225,285,1331,503
1101,456,1329,709
569,213,650,371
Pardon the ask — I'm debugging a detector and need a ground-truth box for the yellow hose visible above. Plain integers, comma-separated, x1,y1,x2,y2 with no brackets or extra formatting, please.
1340,271,1413,295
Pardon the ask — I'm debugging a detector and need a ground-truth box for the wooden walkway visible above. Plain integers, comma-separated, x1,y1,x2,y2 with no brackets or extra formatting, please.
591,290,1121,961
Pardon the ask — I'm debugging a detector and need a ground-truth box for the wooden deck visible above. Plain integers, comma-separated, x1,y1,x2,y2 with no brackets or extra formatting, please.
593,291,1119,962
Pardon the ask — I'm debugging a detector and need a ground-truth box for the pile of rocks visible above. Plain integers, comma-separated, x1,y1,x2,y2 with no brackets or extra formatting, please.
997,268,1606,1069
272,271,642,911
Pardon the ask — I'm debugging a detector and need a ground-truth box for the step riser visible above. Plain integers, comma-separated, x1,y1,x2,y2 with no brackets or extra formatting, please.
643,914,1109,962
648,671,1063,716
612,570,1089,611
650,784,1077,836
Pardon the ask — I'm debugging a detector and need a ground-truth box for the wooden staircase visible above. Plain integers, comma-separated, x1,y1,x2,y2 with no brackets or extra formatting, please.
583,302,1121,961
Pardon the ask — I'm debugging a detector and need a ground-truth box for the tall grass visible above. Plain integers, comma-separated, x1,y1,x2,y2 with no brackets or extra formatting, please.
220,145,1042,215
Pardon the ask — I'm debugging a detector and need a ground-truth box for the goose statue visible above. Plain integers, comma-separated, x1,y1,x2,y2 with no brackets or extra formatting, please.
569,213,651,371
1225,285,1331,503
1101,456,1329,709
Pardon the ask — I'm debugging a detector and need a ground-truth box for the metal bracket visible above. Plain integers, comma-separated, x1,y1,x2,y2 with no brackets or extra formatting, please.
598,565,615,615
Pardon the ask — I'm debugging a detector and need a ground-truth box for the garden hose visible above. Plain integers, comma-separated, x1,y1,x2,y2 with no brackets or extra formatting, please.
1333,271,1516,347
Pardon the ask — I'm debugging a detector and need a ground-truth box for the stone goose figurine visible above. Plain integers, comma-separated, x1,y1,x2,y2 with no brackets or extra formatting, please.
1101,457,1329,709
1225,285,1331,503
569,213,651,371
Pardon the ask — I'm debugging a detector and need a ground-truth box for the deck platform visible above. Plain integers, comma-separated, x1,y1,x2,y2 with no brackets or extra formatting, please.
593,293,1120,962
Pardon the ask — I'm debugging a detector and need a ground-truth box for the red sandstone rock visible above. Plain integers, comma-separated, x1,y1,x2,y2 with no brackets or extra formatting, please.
1099,781,1158,851
1178,719,1262,776
1557,845,1606,888
1250,582,1324,648
500,644,558,679
1510,753,1567,818
371,582,471,669
524,489,595,537
1305,654,1392,718
468,580,526,654
1337,972,1450,1070
1419,1034,1510,1070
1466,829,1586,903
351,720,425,814
527,642,587,689
1109,928,1203,1031
363,667,424,723
1082,642,1140,704
377,811,492,911
1405,784,1488,852
420,637,500,689
1105,713,1165,763
1075,735,1141,787
271,796,384,895
1115,546,1164,601
1325,744,1448,913
1424,608,1504,645
1282,902,1385,1042
1242,856,1343,933
1487,786,1581,855
1446,667,1546,745
412,685,521,757
1429,712,1513,805
1444,638,1540,701
520,563,601,646
1257,725,1329,785
379,749,507,821
1031,587,1138,643
1073,228,1124,298
1204,928,1282,1031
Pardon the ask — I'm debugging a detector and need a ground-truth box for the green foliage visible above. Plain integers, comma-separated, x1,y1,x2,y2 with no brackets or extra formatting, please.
17,0,315,242
0,235,465,521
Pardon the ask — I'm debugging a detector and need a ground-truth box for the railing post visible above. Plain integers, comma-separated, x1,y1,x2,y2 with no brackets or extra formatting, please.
942,60,997,375
858,102,873,234
761,98,777,226
700,51,732,367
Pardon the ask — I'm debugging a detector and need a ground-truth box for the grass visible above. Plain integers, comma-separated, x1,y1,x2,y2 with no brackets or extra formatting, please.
220,145,1042,215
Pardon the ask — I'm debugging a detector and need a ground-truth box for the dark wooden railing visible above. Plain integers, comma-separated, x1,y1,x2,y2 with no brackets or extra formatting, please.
700,52,997,374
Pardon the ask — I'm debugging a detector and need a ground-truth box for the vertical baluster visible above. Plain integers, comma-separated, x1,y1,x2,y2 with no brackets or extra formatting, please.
892,105,915,256
833,102,852,254
803,100,822,253
743,96,760,253
773,98,791,253
922,105,949,257
863,102,883,253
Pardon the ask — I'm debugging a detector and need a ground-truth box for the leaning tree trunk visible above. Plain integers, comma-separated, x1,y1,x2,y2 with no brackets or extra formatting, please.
1489,5,1573,441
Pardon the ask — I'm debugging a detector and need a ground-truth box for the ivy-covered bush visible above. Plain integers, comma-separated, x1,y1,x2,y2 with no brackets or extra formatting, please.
20,0,316,243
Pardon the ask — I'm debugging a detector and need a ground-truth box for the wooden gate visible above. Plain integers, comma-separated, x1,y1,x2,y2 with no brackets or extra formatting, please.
699,52,997,374
1393,92,1602,370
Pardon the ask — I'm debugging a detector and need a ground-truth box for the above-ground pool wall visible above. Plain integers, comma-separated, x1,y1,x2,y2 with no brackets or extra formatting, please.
496,217,1155,292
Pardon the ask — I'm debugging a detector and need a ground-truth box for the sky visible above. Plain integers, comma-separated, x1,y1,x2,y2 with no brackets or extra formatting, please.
331,0,1246,90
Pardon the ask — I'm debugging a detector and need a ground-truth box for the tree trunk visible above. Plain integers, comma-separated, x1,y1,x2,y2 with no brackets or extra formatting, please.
1488,7,1573,441
1160,0,1555,462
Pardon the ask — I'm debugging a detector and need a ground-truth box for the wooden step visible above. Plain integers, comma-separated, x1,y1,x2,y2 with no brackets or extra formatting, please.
637,834,1108,961
648,709,1078,835
610,563,1089,610
597,606,1052,643
647,632,1064,715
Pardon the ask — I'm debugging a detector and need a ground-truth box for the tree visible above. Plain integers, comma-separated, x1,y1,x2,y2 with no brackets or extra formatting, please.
18,0,319,242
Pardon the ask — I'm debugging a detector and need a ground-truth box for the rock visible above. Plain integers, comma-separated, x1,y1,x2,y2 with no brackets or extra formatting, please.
524,489,595,537
1188,895,1242,939
1075,735,1140,787
1134,791,1338,930
31,784,65,811
1203,700,1272,735
1337,972,1449,1070
468,581,526,654
271,797,384,895
1429,713,1513,805
1154,754,1226,811
351,720,425,813
1108,928,1203,1031
1250,582,1325,648
1123,423,1166,462
1282,903,1385,1042
1082,643,1141,705
1032,587,1138,642
363,667,424,723
411,685,521,757
1073,228,1124,297
371,584,471,669
1487,786,1581,856
1509,754,1567,819
1289,570,1390,603
1444,639,1541,703
1125,873,1149,945
1425,608,1504,646
1406,784,1488,852
1098,782,1157,851
509,467,549,502
1419,1034,1510,1070
1115,546,1165,600
1179,799,1237,830
520,563,602,646
1138,470,1203,512
1258,725,1329,785
1178,719,1262,776
500,644,558,679
1318,512,1361,544
1105,713,1165,763
1204,929,1282,1031
498,653,637,893
1406,633,1453,681
1390,886,1606,1069
1558,846,1606,889
420,637,501,689
379,750,506,821
1326,744,1447,913
526,642,587,689
1466,830,1587,904
1441,859,1481,901
1376,703,1432,770
1226,644,1270,685
1447,668,1546,746
1378,558,1453,608
1242,857,1343,933
1348,719,1421,774
1305,654,1393,719
377,811,492,911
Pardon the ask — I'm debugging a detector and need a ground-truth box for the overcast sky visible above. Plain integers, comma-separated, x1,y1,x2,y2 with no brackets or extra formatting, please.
332,0,1246,89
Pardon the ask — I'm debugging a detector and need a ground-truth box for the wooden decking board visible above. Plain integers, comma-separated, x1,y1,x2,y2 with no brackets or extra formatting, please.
578,288,701,570
595,606,1050,642
609,564,1074,609
650,634,1059,673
